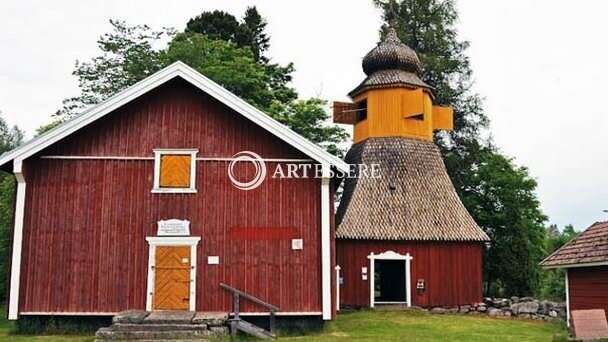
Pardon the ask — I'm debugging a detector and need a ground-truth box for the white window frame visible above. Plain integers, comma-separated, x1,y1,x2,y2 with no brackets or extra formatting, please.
152,149,198,194
368,251,413,308
145,236,201,311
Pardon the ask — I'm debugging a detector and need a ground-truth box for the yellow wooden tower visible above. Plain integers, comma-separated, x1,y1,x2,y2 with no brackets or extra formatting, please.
333,19,453,142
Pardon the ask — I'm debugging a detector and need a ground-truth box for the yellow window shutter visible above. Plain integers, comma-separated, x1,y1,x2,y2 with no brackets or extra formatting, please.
402,88,425,119
160,155,191,188
432,106,454,131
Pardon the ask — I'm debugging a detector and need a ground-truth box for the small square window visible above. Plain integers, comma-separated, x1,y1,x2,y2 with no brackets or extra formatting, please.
152,149,198,193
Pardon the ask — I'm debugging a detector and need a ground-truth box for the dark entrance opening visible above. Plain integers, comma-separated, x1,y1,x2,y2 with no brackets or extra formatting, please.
374,260,406,302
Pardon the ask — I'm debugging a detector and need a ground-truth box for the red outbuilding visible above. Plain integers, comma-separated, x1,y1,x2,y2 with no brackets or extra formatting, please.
0,62,348,322
540,221,608,327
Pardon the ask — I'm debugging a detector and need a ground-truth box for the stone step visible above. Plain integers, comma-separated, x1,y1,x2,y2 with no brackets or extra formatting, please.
143,310,196,324
96,327,211,340
112,323,208,331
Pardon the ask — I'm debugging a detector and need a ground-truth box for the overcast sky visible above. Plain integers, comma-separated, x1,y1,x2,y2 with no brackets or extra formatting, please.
1,0,607,230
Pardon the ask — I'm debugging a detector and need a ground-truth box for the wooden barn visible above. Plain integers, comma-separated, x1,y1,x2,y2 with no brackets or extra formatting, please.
0,62,349,323
540,221,608,327
333,21,489,308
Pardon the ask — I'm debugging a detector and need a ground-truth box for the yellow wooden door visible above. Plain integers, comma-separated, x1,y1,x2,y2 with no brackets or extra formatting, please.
153,246,191,310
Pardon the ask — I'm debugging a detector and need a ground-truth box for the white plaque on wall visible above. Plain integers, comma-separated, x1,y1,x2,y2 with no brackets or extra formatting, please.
157,219,190,236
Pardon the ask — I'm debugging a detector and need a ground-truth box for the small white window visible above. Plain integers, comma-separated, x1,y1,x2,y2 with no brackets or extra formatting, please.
152,149,198,193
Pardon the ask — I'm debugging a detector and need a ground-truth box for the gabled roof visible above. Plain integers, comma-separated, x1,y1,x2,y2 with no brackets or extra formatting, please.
540,221,608,269
336,137,490,242
0,61,348,172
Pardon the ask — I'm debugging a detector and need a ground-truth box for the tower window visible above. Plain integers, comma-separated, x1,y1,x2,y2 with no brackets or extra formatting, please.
356,99,368,122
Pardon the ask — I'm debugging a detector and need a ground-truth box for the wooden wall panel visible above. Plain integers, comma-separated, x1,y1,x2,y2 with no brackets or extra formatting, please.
336,240,483,307
19,78,326,315
568,266,608,317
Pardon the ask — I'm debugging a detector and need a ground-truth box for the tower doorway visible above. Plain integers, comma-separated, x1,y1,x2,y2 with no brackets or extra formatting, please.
367,251,413,307
374,259,406,303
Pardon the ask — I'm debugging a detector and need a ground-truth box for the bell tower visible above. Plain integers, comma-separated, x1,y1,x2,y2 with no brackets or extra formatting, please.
333,9,453,143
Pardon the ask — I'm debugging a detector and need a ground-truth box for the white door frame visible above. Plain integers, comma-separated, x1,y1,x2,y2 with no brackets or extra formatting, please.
368,251,413,308
145,236,201,311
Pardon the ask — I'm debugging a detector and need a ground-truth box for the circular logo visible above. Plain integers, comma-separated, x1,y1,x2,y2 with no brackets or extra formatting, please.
228,151,267,190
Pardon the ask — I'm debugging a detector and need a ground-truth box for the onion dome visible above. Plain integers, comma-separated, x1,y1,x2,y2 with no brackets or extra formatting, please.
349,26,431,98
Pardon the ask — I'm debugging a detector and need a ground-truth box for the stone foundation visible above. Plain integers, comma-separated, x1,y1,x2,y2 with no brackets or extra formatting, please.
429,297,566,321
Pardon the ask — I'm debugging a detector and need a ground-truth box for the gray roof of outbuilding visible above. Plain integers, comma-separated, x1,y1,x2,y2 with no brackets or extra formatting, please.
540,221,608,268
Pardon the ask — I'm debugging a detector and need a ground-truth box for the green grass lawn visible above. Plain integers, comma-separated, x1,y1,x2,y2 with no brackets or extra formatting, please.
280,309,567,341
0,309,566,341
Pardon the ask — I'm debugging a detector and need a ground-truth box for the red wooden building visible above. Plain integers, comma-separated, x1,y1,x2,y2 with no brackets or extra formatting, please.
0,62,348,321
540,221,608,327
333,23,489,308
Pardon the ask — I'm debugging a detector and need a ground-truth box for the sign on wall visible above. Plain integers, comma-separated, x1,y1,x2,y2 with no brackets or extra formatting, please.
157,219,190,236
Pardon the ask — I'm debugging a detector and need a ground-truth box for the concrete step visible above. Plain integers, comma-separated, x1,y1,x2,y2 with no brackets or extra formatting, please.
235,319,275,339
112,323,208,331
96,327,211,340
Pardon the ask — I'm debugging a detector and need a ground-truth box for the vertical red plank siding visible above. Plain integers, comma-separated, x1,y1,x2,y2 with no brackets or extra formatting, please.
336,240,483,307
18,78,328,314
568,266,608,317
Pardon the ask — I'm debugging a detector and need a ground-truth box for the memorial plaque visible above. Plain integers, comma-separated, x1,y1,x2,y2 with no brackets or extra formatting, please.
157,219,190,236
571,309,608,340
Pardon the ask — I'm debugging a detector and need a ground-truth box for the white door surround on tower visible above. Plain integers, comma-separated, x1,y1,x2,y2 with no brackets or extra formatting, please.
368,251,413,308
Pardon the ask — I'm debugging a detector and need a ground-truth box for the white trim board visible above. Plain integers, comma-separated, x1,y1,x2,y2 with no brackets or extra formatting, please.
368,251,413,309
0,62,348,173
565,269,570,327
145,236,201,311
320,165,331,320
40,155,314,163
8,161,26,320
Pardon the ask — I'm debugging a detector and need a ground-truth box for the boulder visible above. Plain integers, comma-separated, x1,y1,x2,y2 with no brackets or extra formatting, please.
504,311,512,317
430,307,447,314
510,301,539,315
477,306,487,312
520,297,534,302
511,296,520,304
488,308,504,317
549,310,558,318
459,305,471,314
448,307,459,314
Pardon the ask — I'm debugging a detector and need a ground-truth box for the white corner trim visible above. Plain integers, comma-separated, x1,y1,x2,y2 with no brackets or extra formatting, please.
152,149,198,193
367,251,413,308
145,236,201,311
565,269,570,327
8,161,26,320
0,62,348,173
321,164,331,320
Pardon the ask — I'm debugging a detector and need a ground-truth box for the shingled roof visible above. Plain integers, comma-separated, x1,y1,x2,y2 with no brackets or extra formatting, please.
540,221,608,268
336,137,489,241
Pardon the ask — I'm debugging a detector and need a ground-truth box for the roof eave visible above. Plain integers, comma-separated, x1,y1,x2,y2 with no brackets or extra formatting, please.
0,62,348,173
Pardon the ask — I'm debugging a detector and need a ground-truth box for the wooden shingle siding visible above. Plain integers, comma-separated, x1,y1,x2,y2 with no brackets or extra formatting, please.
18,78,326,314
160,155,191,188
